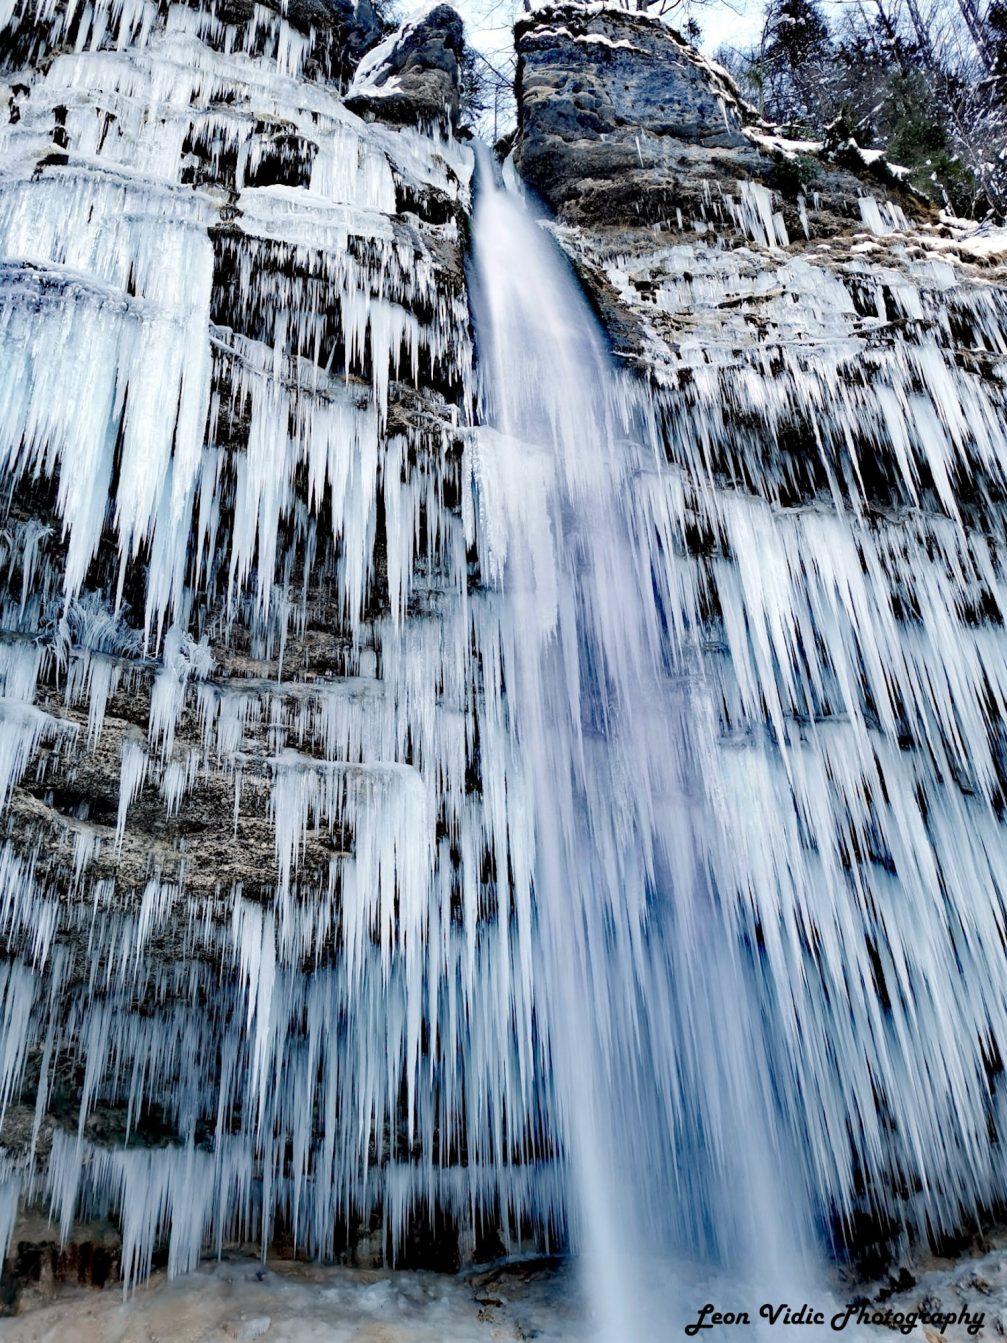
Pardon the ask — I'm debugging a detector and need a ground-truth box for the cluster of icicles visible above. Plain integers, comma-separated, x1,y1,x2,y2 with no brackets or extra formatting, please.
1,0,1007,1300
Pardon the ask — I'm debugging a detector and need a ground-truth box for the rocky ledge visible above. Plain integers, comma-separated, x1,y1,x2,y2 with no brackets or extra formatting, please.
513,0,925,232
346,4,466,132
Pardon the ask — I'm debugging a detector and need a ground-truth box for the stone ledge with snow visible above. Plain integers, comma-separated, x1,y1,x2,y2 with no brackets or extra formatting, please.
345,3,465,132
512,0,928,236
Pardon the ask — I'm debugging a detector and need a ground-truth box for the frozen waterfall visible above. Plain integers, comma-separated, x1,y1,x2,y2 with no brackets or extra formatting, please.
3,0,1007,1326
467,146,817,1336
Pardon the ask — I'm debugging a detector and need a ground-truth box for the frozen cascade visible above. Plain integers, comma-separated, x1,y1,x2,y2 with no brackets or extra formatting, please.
0,0,583,1290
4,0,1007,1322
598,231,1007,1264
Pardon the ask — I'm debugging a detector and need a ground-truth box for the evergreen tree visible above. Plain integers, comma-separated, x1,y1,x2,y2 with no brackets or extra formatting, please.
721,0,1007,216
763,0,831,70
758,0,834,132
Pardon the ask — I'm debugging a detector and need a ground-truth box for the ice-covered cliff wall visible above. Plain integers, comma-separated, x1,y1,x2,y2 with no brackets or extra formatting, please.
0,0,565,1301
7,0,1007,1309
514,0,1007,1274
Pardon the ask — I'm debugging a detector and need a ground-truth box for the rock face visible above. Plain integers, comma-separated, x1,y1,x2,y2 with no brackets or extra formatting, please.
513,0,921,235
5,0,1007,1307
345,4,466,131
514,0,750,220
514,0,1007,1278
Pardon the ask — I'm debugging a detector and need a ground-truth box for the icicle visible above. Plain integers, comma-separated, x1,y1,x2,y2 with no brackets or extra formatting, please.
116,733,148,849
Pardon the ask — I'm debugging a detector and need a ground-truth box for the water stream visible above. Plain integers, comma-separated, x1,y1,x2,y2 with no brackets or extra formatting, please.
468,146,815,1338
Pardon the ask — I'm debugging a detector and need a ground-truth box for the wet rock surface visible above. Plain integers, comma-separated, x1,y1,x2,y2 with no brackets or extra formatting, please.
0,1217,121,1317
0,1255,585,1339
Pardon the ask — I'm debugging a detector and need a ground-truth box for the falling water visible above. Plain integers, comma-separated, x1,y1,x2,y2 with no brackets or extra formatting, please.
467,148,818,1335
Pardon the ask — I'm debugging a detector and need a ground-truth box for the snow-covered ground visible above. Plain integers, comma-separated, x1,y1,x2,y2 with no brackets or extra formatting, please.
2,1241,1007,1343
0,1256,583,1343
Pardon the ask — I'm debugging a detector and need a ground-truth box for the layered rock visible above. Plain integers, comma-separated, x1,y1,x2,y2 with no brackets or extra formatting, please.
5,0,1007,1309
515,0,749,221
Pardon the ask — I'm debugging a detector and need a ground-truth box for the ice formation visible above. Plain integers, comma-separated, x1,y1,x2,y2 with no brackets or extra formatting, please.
4,0,1007,1322
583,214,1007,1265
0,0,514,1284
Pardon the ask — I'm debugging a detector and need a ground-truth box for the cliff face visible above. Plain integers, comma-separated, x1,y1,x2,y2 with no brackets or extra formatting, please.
515,1,1007,1275
346,4,466,131
514,0,751,224
0,0,495,1304
513,0,911,229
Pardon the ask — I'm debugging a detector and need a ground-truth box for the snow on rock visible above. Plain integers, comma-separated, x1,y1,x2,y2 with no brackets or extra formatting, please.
920,216,1007,263
345,4,465,132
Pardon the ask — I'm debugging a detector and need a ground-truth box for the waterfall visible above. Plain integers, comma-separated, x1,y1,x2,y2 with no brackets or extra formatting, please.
467,140,1007,1329
467,148,818,1335
4,0,1007,1323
